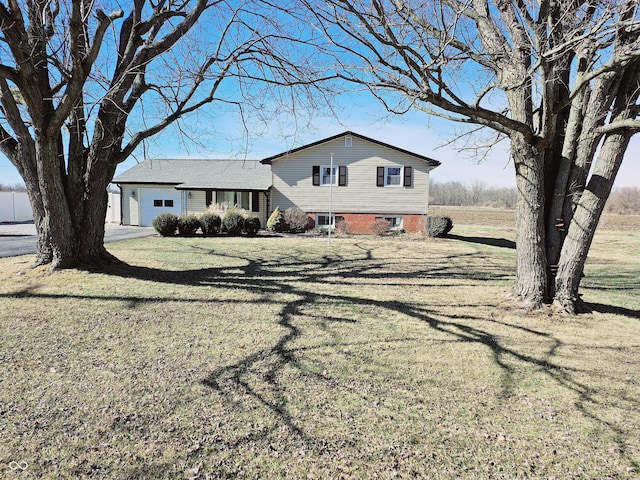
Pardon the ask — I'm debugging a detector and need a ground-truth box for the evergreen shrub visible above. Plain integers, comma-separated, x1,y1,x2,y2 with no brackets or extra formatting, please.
200,212,221,236
177,214,200,236
152,212,179,237
267,206,283,232
427,216,453,237
224,210,245,235
244,216,261,235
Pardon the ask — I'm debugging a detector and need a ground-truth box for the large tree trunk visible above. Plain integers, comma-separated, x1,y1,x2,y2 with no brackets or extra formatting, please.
511,135,548,309
552,56,639,313
35,136,77,269
30,136,118,270
554,135,630,313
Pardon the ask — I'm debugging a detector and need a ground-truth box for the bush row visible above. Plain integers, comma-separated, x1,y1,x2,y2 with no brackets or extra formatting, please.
266,207,453,238
152,211,261,237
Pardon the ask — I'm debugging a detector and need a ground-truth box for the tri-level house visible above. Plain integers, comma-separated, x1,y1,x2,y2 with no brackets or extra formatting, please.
261,131,440,233
114,131,440,234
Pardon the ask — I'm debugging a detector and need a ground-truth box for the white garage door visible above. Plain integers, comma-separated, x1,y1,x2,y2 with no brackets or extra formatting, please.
140,188,182,226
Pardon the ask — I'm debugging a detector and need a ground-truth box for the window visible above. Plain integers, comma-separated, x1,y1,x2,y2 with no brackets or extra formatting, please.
153,199,162,207
386,167,401,186
164,200,174,207
376,166,411,187
313,165,347,186
216,191,250,210
321,166,336,185
376,216,403,229
316,214,344,227
321,165,337,185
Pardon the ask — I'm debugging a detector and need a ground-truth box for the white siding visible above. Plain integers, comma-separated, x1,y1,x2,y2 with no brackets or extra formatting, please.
256,191,268,227
186,190,207,214
120,185,140,225
270,136,433,215
120,184,183,226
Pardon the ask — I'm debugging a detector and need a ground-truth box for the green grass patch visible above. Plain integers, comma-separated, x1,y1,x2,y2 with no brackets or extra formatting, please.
1,230,639,478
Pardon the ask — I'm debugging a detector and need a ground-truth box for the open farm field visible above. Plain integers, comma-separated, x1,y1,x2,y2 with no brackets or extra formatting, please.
1,224,639,479
430,205,640,231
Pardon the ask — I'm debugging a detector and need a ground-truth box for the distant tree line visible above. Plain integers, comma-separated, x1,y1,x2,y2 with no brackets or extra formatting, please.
429,180,518,209
0,183,26,192
430,181,640,214
605,187,640,215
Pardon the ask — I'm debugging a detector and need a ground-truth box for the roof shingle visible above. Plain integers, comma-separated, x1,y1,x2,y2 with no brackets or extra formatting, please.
113,159,272,190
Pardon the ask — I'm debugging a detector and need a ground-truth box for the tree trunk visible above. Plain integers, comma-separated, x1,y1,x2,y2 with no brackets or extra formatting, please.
511,135,548,309
35,136,77,269
554,133,630,313
31,137,118,270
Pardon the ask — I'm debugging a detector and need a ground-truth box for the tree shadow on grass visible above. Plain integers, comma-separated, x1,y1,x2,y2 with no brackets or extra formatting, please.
108,245,640,470
447,233,516,249
588,303,640,319
4,240,638,474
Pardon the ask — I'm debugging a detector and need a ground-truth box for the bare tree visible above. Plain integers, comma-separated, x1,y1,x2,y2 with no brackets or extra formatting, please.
298,0,640,313
0,0,328,269
606,187,640,214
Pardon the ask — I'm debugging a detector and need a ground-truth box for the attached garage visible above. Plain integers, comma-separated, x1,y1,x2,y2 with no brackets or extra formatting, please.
138,188,182,226
114,159,272,227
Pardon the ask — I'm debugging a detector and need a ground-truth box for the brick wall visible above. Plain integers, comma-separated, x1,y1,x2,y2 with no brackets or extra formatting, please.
317,212,426,234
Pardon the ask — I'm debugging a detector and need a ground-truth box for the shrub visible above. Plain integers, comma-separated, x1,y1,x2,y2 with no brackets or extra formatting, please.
223,210,245,235
177,214,200,236
199,212,221,236
284,206,311,232
308,226,329,236
152,212,178,237
334,220,352,235
427,216,453,237
267,206,283,232
371,218,391,236
244,216,261,235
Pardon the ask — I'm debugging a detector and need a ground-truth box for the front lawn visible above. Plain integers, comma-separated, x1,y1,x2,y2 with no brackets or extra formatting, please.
1,228,639,478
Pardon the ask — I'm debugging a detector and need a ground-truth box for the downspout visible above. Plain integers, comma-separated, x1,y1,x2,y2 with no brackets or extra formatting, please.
425,167,431,216
263,189,270,227
118,184,123,225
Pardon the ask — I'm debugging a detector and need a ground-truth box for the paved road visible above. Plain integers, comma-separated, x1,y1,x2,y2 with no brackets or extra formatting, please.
0,223,156,258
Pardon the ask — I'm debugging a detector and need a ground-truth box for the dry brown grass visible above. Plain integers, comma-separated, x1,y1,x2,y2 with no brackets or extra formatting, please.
0,226,639,479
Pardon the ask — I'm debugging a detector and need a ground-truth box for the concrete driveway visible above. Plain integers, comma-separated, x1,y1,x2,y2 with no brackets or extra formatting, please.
0,223,156,258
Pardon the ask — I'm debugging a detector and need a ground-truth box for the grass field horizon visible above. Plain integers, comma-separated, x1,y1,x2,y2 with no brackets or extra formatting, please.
1,210,639,478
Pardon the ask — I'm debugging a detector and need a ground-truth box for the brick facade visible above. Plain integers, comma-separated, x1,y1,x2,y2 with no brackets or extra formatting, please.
315,212,426,234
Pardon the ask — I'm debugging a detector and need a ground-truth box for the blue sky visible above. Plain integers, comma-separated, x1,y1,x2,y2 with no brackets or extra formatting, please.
1,93,638,189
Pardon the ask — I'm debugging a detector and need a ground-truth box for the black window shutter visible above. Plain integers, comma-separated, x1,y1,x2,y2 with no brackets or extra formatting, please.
376,166,385,187
338,166,347,186
312,165,320,186
251,191,260,212
404,166,412,187
206,190,213,207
